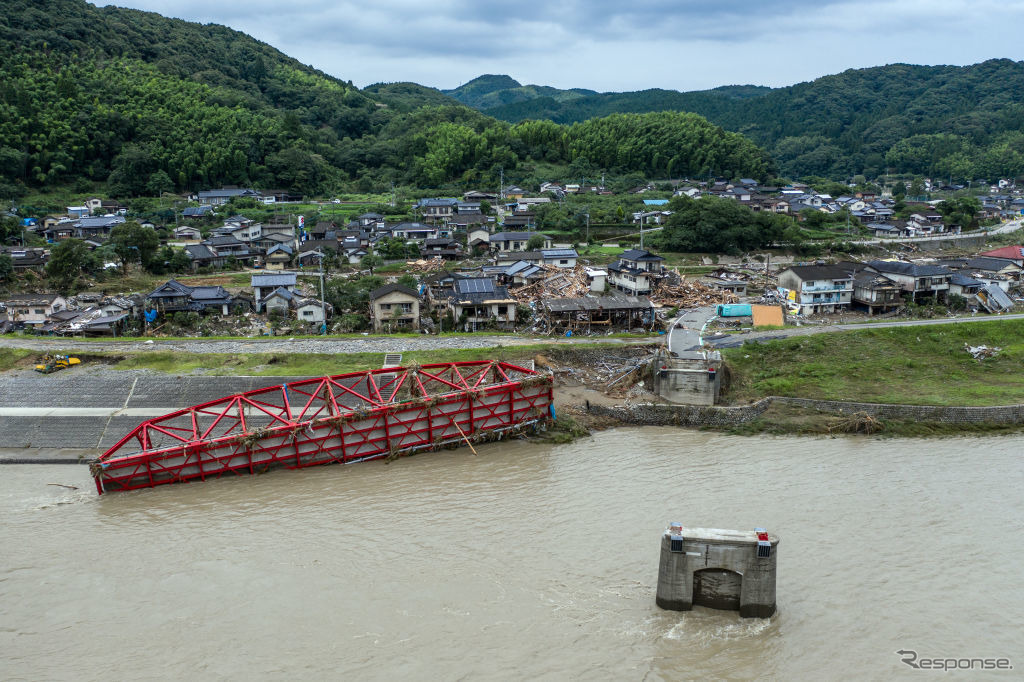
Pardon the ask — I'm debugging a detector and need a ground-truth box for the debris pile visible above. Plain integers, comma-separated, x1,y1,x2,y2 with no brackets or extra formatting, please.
536,350,656,399
828,411,885,435
707,268,752,282
508,264,592,302
405,257,447,272
649,277,739,308
965,344,1002,361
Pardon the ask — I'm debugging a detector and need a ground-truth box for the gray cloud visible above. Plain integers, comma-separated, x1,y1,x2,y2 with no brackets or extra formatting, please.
96,1,1024,91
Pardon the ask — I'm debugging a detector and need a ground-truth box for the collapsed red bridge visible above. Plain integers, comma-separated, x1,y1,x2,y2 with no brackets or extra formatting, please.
91,360,553,494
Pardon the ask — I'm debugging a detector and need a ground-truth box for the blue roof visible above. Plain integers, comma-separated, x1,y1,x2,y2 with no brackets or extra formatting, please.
643,199,669,206
416,198,459,207
251,272,297,287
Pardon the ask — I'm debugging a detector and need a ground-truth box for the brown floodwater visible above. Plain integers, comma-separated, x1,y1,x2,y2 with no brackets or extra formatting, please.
2,428,1022,680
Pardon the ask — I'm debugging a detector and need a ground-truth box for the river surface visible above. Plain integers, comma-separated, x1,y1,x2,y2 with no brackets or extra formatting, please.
2,428,1023,680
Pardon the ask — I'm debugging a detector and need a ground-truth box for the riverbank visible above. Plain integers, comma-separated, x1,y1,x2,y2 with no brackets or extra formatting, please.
576,398,1024,439
721,317,1024,406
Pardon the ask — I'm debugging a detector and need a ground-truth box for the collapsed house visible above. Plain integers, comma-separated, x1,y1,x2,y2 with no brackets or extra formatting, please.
540,296,655,334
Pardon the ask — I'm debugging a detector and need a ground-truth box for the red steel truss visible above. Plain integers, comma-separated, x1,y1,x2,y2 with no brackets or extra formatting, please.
91,360,553,494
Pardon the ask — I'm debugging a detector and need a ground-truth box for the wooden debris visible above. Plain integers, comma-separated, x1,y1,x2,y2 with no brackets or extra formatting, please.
405,257,447,272
827,412,884,435
649,279,738,308
508,264,592,303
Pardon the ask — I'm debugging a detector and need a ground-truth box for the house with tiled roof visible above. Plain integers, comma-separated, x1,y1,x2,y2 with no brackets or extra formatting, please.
864,260,952,302
369,283,421,332
777,265,854,315
607,249,665,296
980,245,1024,267
446,277,516,330
3,293,68,327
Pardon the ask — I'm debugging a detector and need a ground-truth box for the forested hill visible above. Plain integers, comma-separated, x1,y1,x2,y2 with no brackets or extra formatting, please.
473,61,1024,182
0,0,772,199
443,74,599,111
479,83,773,124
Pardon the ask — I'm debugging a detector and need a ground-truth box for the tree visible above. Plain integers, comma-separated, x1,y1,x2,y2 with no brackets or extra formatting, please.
479,200,492,215
360,254,383,274
892,181,906,199
658,195,787,254
45,239,90,292
0,253,13,281
937,196,982,231
146,169,174,196
909,178,926,199
527,234,546,250
109,221,160,273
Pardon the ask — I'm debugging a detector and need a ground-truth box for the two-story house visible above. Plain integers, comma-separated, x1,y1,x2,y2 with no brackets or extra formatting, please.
3,293,68,328
251,272,298,311
864,261,952,302
777,265,854,315
389,222,439,241
447,277,517,330
607,249,665,296
416,198,459,223
369,284,421,332
146,281,234,315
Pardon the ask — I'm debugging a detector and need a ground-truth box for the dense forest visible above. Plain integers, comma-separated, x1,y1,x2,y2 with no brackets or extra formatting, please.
0,0,771,200
464,62,1024,182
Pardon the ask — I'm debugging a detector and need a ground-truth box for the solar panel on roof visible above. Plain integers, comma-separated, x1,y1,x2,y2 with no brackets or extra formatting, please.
457,278,495,294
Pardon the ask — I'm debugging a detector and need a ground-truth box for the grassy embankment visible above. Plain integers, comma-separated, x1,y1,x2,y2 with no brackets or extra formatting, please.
36,342,632,376
722,319,1024,436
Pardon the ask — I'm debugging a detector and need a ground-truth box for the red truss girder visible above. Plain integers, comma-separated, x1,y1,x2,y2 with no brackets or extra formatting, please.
92,361,553,494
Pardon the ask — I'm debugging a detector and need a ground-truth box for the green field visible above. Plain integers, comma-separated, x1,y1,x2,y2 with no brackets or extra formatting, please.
723,319,1024,406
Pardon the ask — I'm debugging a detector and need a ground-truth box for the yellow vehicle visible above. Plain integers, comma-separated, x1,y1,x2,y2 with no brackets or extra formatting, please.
34,354,81,374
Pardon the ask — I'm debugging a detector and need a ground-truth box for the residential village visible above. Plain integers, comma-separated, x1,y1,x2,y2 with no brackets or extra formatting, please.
2,178,1023,338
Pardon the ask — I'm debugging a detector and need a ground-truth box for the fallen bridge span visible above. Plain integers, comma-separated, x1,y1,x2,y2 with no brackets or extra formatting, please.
91,360,553,494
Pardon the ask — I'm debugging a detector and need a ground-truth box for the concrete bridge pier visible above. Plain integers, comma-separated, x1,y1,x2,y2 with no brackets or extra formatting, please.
652,350,723,405
656,525,779,618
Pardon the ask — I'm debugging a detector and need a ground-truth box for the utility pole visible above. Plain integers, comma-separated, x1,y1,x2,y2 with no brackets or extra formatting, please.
639,213,644,250
318,253,327,335
499,167,504,201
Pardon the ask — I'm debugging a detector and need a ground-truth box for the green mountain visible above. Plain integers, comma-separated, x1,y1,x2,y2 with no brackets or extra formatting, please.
362,82,463,112
444,74,599,111
465,62,1024,182
0,0,772,199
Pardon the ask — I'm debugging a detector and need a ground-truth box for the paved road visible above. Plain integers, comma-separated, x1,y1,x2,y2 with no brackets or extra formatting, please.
0,372,313,452
707,312,1024,348
667,306,717,354
852,219,1022,246
0,333,654,355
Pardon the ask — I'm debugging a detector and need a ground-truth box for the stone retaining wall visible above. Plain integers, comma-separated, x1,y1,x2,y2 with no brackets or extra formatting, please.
771,397,1024,424
587,396,1024,426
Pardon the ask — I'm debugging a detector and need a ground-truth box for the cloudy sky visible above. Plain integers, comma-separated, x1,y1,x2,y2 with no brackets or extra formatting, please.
96,1,1024,92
